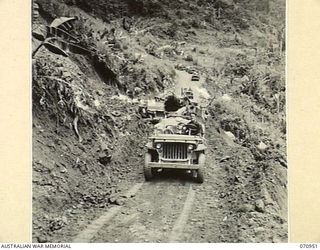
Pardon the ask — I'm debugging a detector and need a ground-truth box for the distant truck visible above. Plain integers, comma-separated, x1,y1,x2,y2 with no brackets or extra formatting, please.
144,115,206,183
181,87,194,100
191,73,200,81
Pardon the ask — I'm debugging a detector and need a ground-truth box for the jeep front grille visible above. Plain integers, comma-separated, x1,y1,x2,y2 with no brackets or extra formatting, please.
162,143,188,159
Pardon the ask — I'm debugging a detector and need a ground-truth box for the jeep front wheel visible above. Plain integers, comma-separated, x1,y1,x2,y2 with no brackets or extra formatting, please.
196,169,204,183
197,153,205,183
144,153,153,181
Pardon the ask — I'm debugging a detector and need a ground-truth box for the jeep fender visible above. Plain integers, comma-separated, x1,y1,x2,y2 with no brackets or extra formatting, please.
194,144,207,152
146,142,154,150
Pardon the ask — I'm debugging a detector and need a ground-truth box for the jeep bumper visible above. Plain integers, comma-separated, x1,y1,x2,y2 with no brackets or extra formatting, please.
147,162,200,170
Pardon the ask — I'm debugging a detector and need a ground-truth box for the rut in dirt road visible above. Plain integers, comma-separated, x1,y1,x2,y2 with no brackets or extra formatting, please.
72,166,224,243
73,183,144,243
73,176,206,243
168,185,195,242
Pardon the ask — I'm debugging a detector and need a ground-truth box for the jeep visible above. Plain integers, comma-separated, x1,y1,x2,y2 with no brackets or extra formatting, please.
138,98,165,122
144,116,206,183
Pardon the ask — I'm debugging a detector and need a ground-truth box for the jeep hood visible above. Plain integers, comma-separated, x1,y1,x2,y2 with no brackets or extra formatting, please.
147,100,165,111
149,134,202,143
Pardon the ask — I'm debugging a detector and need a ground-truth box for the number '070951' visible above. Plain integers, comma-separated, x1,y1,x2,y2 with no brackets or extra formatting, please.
300,244,318,248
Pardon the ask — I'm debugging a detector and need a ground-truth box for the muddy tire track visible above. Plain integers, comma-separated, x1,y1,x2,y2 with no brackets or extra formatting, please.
73,183,144,243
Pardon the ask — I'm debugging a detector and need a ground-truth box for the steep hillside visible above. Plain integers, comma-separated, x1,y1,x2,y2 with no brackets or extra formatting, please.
32,0,286,243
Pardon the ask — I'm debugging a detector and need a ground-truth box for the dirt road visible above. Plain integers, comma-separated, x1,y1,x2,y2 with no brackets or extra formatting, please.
73,162,223,243
172,70,211,105
71,71,223,243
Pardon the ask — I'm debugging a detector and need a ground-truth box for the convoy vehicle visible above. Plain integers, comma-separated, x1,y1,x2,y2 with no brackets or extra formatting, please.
181,87,194,100
138,97,165,121
191,73,200,81
144,116,206,183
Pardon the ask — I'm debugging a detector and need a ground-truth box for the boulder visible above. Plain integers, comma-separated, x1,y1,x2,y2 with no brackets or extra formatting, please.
257,141,268,151
219,156,231,162
221,94,232,101
98,153,112,165
254,227,265,235
255,199,265,213
237,204,254,213
36,236,48,243
224,131,236,141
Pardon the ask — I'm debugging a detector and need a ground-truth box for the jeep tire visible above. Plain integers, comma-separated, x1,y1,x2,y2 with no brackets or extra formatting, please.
196,169,204,183
197,153,205,183
144,153,153,181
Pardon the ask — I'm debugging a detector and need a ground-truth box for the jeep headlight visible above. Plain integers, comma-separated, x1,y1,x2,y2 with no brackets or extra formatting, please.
188,144,195,151
156,143,162,149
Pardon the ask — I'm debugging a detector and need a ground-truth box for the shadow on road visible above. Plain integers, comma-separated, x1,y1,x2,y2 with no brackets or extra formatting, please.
150,169,199,184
